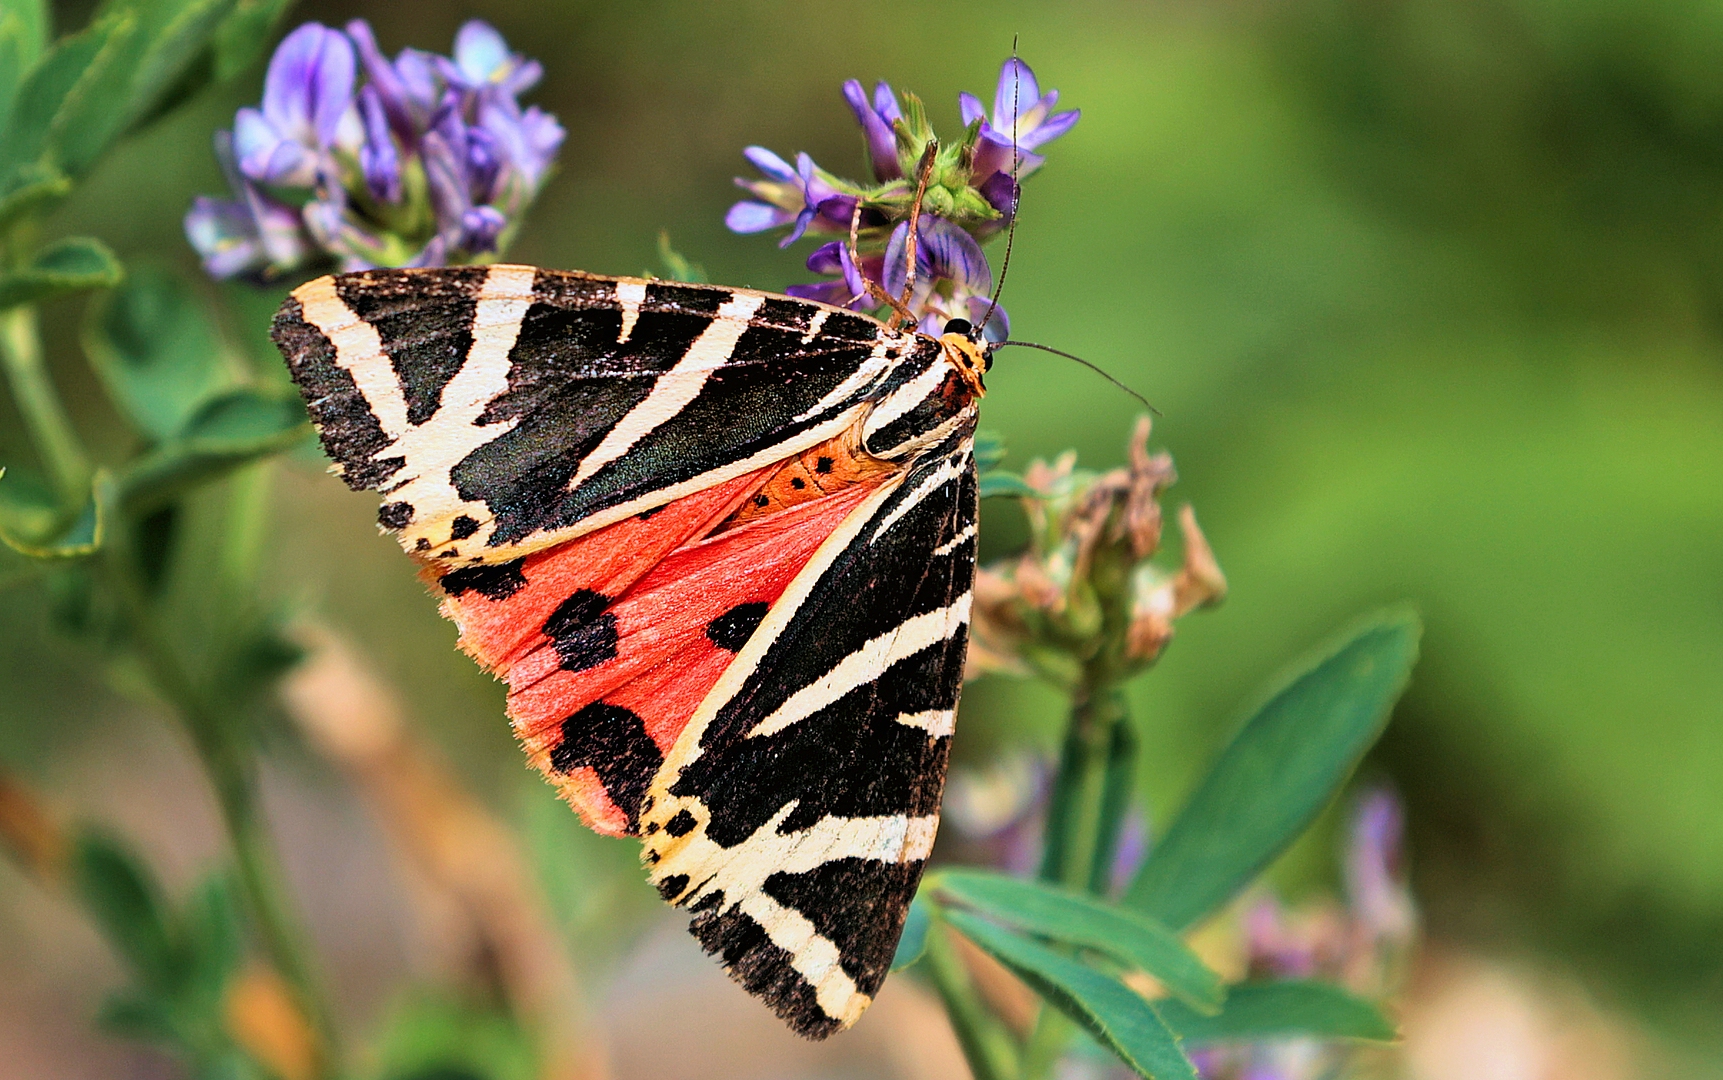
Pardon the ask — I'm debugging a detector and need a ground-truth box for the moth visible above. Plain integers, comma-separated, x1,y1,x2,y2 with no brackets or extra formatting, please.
272,263,993,1036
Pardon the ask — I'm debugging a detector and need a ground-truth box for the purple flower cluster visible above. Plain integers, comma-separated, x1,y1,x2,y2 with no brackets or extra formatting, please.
186,21,564,280
726,58,1078,340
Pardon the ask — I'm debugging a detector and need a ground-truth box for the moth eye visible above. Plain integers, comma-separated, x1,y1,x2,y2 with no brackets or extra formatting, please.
942,318,972,337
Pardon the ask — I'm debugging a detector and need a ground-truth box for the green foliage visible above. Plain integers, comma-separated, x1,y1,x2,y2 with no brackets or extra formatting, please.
116,388,307,512
946,910,1197,1080
1127,610,1421,930
369,993,538,1080
0,235,122,309
84,265,229,441
0,465,105,557
892,894,932,971
1154,981,1397,1046
71,830,263,1077
933,869,1223,1012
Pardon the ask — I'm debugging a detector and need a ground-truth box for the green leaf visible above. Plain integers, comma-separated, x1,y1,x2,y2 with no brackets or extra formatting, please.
210,0,291,81
979,470,1037,499
0,0,48,69
934,869,1224,1012
0,235,123,309
84,265,227,441
0,4,46,123
946,910,1197,1080
72,830,186,995
655,230,707,283
0,161,69,227
96,991,180,1041
0,467,105,558
0,12,136,181
1155,980,1397,1045
1127,609,1421,931
973,428,1006,471
115,388,307,511
113,0,241,132
892,894,931,971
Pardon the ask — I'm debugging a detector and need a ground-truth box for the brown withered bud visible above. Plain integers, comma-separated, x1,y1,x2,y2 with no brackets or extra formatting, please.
1125,505,1227,665
966,419,1224,685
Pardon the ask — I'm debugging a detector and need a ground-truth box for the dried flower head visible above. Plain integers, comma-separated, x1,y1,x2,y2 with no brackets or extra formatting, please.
186,20,564,280
969,418,1225,686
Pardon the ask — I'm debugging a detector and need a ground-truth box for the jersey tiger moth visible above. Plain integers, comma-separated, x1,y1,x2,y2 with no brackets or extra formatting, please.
272,263,993,1037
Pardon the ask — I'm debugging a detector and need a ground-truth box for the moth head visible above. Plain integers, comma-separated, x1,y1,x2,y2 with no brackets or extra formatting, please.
938,318,988,395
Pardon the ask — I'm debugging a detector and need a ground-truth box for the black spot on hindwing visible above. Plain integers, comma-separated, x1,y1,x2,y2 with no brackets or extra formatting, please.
706,602,769,652
542,588,618,672
549,701,662,829
437,558,527,600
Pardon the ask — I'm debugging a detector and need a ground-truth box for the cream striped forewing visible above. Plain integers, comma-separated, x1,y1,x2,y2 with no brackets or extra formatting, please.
271,265,939,564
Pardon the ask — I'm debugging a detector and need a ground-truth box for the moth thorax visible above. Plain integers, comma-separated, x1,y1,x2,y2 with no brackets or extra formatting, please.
939,333,988,396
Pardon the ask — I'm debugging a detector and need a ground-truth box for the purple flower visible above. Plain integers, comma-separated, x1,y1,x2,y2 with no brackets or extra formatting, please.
233,23,356,186
357,85,400,203
784,241,880,310
191,19,562,277
477,91,564,192
1344,789,1416,944
727,148,859,247
843,79,902,182
185,133,311,280
439,20,543,97
881,216,1009,340
346,20,439,143
960,58,1078,188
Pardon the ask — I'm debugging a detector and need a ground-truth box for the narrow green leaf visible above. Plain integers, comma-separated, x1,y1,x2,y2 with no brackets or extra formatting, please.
0,15,127,179
115,388,307,511
935,869,1223,1012
0,235,124,309
71,830,185,994
0,0,48,69
210,0,291,81
116,0,240,130
979,470,1037,499
0,8,42,123
973,428,1006,471
1155,981,1397,1045
1127,610,1421,930
0,467,105,558
655,230,707,283
0,161,69,227
892,894,932,971
946,910,1197,1080
84,265,227,441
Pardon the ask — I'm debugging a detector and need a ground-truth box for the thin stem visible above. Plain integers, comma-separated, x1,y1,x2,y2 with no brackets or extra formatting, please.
1037,686,1128,890
0,305,90,504
1087,717,1139,896
99,520,341,1075
923,920,1020,1080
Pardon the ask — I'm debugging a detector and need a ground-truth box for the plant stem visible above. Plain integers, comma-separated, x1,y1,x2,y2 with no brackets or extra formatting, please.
1037,685,1129,890
0,305,90,504
923,919,1020,1080
99,521,341,1075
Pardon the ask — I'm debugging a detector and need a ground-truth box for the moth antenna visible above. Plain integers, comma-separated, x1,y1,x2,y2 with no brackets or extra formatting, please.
894,139,940,330
976,37,1022,341
992,339,1162,415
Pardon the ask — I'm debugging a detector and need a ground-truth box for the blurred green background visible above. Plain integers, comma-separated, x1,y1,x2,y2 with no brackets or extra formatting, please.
3,0,1720,1071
